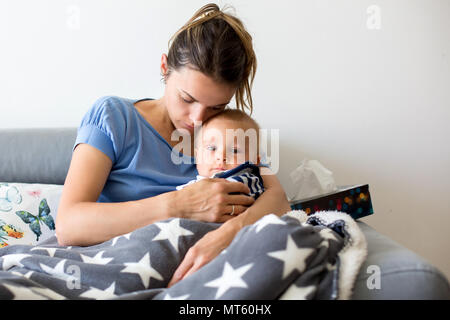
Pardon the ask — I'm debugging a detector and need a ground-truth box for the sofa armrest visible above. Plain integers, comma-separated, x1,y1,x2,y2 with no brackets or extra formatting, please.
351,221,450,299
0,128,77,184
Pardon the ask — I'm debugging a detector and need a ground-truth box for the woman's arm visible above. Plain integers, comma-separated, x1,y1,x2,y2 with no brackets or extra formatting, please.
56,144,175,246
56,144,255,246
168,170,291,286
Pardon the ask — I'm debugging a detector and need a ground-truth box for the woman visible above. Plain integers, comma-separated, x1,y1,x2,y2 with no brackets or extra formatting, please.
56,3,291,287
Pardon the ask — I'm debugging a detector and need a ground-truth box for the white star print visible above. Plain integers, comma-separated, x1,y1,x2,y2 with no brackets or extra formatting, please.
30,286,66,300
252,214,286,233
267,235,314,279
152,219,194,252
11,271,23,277
80,251,113,265
111,232,132,246
279,285,316,300
204,262,253,299
163,293,190,300
79,282,117,300
2,280,65,300
39,260,78,284
31,246,57,257
120,252,163,288
1,254,31,270
11,270,33,279
2,283,48,300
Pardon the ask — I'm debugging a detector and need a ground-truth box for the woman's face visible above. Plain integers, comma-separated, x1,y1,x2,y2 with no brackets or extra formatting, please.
161,56,236,135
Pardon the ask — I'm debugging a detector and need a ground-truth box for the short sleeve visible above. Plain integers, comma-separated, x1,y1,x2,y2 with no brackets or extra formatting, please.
73,96,127,163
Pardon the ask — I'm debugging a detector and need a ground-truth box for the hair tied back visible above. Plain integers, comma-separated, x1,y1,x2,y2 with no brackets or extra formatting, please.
167,3,257,114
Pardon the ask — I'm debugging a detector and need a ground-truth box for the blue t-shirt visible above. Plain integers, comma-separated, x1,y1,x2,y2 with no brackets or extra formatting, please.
73,95,198,203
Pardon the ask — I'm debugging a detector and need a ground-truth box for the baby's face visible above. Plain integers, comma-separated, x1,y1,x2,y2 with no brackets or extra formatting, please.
195,118,259,177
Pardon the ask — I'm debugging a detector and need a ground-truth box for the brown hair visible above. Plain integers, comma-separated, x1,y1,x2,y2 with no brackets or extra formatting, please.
167,3,257,114
203,108,260,132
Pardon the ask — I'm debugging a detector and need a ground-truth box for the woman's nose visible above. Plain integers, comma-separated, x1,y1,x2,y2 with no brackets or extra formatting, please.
189,105,207,124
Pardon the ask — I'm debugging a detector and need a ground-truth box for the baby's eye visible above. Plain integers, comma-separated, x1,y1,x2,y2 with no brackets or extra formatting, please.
206,145,216,151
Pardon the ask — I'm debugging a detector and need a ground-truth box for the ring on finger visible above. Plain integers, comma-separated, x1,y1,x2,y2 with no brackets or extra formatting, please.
230,205,235,216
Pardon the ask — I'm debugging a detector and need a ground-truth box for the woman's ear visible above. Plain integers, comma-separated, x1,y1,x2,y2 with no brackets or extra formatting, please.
160,53,169,81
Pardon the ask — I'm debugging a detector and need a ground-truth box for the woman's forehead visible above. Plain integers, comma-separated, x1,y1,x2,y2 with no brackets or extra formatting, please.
174,67,235,104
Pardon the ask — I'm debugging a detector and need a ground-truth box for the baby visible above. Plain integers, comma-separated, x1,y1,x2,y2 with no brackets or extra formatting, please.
176,109,265,200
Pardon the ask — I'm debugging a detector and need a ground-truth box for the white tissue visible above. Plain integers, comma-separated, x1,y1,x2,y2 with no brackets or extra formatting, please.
289,159,337,201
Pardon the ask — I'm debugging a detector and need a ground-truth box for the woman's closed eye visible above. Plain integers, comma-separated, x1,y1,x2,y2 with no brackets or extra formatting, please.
181,96,194,104
180,95,226,111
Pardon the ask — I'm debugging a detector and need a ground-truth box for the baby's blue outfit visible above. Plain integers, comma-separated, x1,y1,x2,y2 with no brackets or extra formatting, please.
73,96,198,203
176,162,265,200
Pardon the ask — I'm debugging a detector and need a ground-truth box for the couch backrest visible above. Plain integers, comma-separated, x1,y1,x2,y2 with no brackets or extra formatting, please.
0,128,77,185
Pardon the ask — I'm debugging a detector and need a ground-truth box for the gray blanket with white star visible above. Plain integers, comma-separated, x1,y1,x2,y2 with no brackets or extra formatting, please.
0,210,367,300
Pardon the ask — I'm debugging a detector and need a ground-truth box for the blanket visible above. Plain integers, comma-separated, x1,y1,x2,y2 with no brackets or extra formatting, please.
0,210,367,300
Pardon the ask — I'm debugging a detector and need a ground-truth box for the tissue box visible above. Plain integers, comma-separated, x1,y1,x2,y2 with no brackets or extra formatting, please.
289,184,374,220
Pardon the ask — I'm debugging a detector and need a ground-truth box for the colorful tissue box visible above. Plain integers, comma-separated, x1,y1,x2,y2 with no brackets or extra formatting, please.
289,184,374,220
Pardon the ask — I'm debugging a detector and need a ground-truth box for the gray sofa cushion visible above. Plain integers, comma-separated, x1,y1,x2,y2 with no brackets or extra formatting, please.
0,128,76,185
352,222,450,299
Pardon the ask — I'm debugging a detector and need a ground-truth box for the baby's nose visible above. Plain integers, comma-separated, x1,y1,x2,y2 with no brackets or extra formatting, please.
216,152,227,162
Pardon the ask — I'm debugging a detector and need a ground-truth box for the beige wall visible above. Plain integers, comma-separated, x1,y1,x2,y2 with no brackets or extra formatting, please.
1,0,449,279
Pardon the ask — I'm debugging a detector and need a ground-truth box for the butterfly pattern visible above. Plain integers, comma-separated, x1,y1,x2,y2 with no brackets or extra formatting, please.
15,198,55,241
0,184,22,212
0,219,24,247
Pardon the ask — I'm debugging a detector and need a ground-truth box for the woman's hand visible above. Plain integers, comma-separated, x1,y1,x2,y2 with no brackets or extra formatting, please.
173,178,255,222
167,172,292,288
167,221,239,287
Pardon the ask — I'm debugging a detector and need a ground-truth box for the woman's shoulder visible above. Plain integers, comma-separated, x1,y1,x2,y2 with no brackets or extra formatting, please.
89,95,135,115
82,95,145,127
76,96,151,163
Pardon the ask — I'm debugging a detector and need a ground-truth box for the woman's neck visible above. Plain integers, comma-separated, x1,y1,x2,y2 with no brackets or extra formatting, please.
135,98,194,156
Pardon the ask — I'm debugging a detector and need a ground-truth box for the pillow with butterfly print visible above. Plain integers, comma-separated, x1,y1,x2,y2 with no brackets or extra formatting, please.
0,183,62,247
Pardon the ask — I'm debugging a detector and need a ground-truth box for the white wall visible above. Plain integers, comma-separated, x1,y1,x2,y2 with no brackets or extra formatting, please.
1,0,449,281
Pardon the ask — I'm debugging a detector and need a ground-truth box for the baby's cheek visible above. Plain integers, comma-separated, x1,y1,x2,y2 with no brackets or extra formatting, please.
196,152,214,173
241,153,256,166
246,144,259,164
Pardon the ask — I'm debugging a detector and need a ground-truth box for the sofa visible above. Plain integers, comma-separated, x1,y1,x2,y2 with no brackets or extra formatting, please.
0,128,449,300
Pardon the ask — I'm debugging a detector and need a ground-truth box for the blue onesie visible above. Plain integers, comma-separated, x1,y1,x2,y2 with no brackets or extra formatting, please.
176,161,265,200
